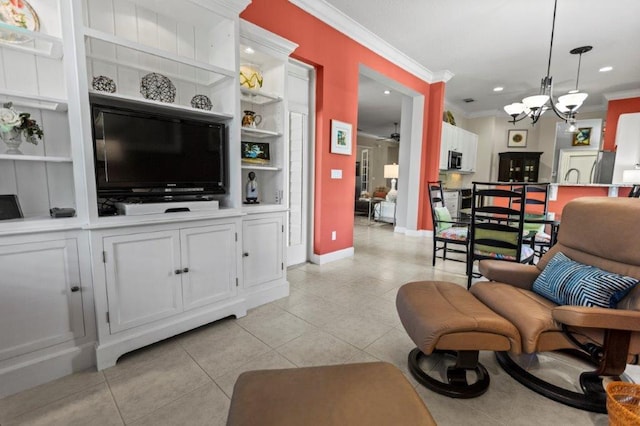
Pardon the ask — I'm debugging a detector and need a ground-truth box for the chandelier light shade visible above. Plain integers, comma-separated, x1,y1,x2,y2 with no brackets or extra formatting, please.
504,0,592,126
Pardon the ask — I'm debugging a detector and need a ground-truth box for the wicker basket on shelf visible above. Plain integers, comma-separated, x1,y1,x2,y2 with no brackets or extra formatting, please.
607,382,640,425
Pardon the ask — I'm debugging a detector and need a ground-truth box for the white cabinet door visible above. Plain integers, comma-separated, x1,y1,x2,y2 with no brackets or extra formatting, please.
440,123,452,170
104,231,183,333
243,214,284,288
181,224,237,311
0,239,85,361
460,131,478,172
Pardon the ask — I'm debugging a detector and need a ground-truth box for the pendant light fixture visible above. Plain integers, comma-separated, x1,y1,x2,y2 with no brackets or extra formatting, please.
504,0,591,126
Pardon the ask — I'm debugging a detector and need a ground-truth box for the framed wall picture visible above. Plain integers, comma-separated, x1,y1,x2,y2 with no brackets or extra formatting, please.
572,127,592,146
507,129,528,148
330,119,352,155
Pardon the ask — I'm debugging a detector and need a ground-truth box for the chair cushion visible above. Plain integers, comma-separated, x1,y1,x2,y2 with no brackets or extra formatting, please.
532,252,639,308
475,244,534,261
474,228,519,256
434,206,453,231
436,226,467,241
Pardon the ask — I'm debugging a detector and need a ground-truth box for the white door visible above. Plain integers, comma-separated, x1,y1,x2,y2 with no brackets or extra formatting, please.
181,224,237,311
0,239,85,361
104,230,183,333
243,214,284,288
286,60,313,266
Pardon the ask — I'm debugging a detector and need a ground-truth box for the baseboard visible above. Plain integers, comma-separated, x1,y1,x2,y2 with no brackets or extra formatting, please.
393,227,431,237
310,246,354,264
0,342,96,399
243,281,290,310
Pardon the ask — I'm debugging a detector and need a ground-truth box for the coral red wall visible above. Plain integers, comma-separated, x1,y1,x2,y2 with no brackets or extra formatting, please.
547,186,633,218
603,97,640,150
241,0,443,256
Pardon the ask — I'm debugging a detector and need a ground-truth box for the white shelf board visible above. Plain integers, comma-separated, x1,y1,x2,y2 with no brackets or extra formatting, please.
241,127,281,138
241,204,288,214
0,154,72,163
240,87,283,105
86,53,228,89
0,216,82,236
84,28,235,83
241,164,281,171
89,91,233,120
0,89,68,112
0,22,63,58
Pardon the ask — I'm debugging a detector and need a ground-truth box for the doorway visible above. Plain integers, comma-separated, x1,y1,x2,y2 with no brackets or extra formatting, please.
355,65,424,233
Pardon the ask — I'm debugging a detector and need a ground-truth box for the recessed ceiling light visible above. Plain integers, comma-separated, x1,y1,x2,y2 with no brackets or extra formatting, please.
383,90,391,95
599,66,613,72
493,87,504,92
244,47,255,54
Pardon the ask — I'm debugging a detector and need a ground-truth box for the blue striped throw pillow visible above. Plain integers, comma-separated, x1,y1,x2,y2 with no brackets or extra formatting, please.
532,252,639,308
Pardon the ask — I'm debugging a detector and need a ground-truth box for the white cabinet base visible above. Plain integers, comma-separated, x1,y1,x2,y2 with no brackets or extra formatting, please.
0,342,95,399
96,298,247,370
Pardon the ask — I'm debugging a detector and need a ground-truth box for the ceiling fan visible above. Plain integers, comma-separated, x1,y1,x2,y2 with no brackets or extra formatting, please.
378,122,400,142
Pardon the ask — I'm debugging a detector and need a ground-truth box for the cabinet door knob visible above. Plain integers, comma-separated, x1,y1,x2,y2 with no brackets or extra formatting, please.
243,252,249,257
70,286,80,292
175,269,182,275
182,267,189,273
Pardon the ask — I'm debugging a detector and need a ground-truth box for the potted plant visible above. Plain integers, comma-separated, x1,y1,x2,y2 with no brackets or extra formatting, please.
0,102,44,154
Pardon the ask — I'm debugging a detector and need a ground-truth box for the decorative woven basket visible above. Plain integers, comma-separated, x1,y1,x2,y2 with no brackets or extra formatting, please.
607,382,640,426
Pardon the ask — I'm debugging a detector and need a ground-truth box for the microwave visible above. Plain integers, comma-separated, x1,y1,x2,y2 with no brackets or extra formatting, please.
448,150,462,170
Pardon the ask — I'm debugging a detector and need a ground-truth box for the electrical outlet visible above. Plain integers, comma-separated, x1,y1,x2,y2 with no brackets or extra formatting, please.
331,231,336,240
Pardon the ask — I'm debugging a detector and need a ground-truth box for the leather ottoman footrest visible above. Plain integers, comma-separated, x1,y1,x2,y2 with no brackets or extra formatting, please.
396,281,521,397
227,362,436,426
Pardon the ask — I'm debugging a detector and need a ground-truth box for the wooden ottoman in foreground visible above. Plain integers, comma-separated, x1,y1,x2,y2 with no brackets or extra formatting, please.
396,281,521,398
226,362,436,426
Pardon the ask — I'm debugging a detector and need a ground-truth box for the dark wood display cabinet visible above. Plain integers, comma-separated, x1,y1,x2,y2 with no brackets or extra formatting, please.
498,152,543,182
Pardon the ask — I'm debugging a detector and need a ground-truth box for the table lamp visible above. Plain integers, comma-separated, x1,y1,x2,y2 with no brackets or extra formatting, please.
623,165,640,198
384,163,399,202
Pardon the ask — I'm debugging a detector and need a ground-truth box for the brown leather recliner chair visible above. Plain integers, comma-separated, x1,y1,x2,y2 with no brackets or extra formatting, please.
471,197,640,413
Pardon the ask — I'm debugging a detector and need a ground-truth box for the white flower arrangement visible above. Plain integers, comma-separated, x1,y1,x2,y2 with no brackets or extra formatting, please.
0,102,43,145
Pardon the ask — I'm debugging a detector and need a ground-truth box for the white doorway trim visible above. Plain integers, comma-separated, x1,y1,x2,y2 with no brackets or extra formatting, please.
358,65,424,234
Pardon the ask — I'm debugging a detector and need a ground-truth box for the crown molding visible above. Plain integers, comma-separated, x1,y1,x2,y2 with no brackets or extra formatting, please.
604,89,640,101
240,19,299,59
289,0,451,84
189,0,251,18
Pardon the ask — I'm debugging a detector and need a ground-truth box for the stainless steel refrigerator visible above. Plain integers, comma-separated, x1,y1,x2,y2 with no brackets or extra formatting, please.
590,151,616,184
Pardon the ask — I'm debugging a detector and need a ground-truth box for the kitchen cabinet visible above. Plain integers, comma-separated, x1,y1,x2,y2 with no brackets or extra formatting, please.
440,122,478,172
498,152,543,182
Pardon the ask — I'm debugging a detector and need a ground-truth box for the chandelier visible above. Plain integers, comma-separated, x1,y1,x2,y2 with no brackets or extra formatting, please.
504,0,591,126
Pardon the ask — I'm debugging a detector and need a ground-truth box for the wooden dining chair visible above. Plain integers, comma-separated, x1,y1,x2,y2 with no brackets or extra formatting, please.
467,182,535,289
428,181,470,269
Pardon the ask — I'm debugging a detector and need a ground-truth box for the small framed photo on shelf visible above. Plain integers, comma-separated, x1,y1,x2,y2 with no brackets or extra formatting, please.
507,129,528,148
241,141,271,165
330,119,352,155
572,127,592,146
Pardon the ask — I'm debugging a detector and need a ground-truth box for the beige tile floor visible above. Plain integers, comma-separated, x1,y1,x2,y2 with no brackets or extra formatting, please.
0,217,627,425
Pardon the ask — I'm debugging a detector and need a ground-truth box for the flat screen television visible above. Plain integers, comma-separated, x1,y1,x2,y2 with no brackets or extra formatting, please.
90,96,227,199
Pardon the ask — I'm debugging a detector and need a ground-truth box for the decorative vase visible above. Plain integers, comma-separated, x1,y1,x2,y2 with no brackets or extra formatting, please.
239,64,263,90
1,129,23,154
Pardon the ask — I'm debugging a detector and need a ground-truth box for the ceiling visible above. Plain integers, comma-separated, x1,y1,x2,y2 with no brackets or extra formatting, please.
327,0,640,139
